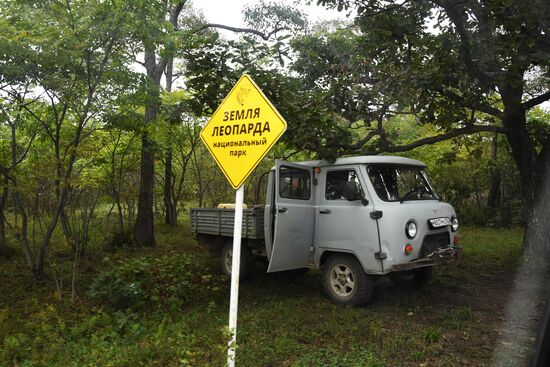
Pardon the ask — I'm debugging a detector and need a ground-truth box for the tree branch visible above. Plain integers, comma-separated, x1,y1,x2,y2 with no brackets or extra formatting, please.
439,89,504,118
7,132,37,171
523,90,550,110
195,23,288,41
282,149,304,161
344,130,380,151
433,0,497,87
0,166,14,183
154,0,187,82
360,124,507,155
134,57,146,67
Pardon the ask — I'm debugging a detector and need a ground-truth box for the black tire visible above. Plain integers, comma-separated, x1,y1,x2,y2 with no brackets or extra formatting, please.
220,240,254,280
389,267,433,291
284,268,310,276
322,254,377,306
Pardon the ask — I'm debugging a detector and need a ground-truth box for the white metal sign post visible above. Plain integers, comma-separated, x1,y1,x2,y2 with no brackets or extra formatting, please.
227,186,243,367
199,75,287,366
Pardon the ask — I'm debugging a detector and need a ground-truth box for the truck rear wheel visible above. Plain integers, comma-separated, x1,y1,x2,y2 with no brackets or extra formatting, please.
389,267,433,291
322,254,377,306
221,240,254,280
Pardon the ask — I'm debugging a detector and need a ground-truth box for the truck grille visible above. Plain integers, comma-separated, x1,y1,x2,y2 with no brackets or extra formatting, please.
419,232,450,257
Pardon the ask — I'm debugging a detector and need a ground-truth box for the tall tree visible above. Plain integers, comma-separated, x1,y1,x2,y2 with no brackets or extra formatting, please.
0,0,133,278
132,0,306,240
313,0,550,260
161,5,206,226
163,58,178,226
129,0,187,245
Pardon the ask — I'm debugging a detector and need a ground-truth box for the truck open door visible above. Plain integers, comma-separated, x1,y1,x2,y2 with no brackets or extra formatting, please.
267,160,315,272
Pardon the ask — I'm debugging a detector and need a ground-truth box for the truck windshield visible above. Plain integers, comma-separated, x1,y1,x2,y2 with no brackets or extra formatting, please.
366,165,438,202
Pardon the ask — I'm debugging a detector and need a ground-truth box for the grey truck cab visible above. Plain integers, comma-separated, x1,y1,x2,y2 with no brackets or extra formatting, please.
190,156,462,306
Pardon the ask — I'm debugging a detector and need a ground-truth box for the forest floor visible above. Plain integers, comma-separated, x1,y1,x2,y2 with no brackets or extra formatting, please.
0,223,545,366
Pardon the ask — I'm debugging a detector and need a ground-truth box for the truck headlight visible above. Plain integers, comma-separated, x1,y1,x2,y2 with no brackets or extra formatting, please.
451,217,459,232
405,220,417,239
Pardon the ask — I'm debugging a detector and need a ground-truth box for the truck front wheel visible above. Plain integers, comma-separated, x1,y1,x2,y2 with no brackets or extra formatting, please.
322,254,377,306
221,240,254,280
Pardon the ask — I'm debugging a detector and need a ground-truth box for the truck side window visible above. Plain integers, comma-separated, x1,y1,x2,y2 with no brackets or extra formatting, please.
325,170,362,200
279,166,310,200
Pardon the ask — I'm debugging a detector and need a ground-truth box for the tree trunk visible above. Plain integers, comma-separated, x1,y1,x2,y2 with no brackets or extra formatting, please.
0,177,7,256
115,196,125,233
164,147,177,225
60,209,76,253
134,2,186,241
8,121,36,271
37,185,70,278
13,190,36,275
501,91,550,263
135,46,162,247
0,209,5,256
501,89,539,208
521,142,550,266
487,135,501,209
163,58,177,226
135,130,156,246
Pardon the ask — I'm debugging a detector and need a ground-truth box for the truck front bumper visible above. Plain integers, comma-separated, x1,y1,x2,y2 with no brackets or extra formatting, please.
391,245,463,271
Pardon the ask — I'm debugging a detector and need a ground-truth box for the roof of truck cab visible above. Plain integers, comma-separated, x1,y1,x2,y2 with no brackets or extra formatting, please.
291,155,426,168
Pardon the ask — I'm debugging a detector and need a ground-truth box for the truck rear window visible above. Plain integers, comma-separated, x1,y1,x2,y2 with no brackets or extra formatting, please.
279,166,311,200
325,169,362,200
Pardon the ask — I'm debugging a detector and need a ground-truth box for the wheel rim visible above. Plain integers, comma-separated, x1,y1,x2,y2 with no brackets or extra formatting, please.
330,264,355,297
224,249,232,273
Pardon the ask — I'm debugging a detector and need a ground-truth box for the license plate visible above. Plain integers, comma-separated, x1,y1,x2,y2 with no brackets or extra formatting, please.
429,217,451,228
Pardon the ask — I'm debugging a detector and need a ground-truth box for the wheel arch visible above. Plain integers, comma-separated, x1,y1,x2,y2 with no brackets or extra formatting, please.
319,250,358,267
318,249,379,275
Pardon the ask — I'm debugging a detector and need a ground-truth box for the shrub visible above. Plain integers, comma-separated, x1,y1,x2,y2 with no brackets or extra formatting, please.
102,229,135,252
1,334,31,365
88,254,225,310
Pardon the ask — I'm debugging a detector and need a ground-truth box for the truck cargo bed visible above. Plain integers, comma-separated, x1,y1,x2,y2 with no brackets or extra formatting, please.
190,207,265,240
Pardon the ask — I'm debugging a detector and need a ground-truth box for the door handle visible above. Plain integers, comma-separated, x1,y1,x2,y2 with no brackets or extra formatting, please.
278,207,288,213
320,209,331,214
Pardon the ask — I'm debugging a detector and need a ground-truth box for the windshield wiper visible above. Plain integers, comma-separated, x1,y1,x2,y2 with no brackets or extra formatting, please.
400,187,420,203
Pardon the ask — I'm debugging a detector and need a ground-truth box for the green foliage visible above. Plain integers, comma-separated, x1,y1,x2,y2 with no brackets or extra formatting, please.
423,327,442,345
2,334,31,365
287,3,550,268
0,0,543,363
459,226,523,268
102,229,136,252
88,254,225,310
0,225,526,366
527,108,550,151
244,1,308,35
438,306,474,331
381,114,523,225
292,346,385,367
0,306,215,367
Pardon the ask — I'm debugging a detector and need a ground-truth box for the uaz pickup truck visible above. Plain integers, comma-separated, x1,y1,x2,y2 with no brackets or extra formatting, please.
190,156,462,305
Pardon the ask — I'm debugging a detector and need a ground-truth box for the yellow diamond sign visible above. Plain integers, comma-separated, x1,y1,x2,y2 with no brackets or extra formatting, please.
200,74,287,189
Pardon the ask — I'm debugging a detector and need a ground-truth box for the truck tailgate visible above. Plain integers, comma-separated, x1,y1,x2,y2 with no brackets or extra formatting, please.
189,207,265,239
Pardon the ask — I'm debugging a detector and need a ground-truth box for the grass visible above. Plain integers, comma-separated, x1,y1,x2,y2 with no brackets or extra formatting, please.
0,224,526,366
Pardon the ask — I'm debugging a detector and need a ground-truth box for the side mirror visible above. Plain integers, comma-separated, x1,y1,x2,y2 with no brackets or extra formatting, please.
344,181,369,206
